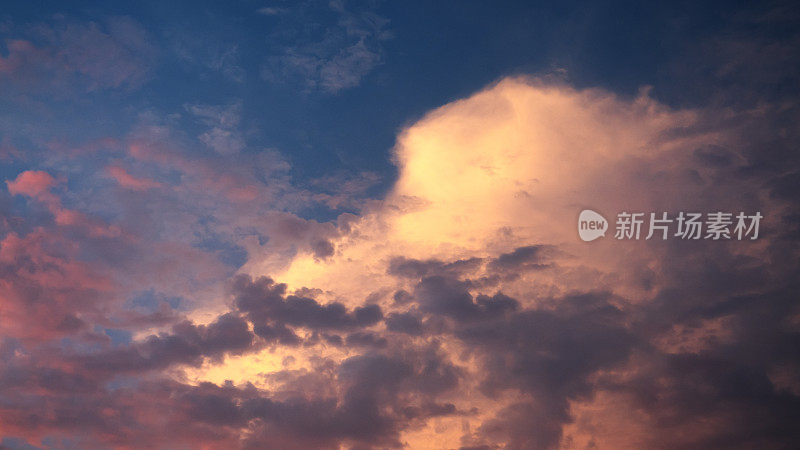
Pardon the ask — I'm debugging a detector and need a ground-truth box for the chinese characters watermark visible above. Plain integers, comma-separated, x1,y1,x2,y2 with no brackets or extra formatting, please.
579,209,762,242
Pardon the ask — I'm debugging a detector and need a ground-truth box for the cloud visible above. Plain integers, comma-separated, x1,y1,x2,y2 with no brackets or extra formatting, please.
106,165,163,190
7,170,122,237
257,7,287,16
2,75,799,449
232,275,383,342
256,77,799,448
413,276,519,321
78,313,256,374
186,102,246,155
0,16,157,93
0,227,115,343
260,0,389,93
5,170,56,197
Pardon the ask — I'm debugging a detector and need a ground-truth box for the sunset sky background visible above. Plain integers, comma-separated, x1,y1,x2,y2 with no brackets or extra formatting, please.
1,1,800,449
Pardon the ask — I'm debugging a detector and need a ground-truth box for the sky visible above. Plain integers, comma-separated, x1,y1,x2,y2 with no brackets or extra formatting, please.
0,0,799,449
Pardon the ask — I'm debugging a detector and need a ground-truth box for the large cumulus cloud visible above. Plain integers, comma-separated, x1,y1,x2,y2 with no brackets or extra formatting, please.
2,72,800,449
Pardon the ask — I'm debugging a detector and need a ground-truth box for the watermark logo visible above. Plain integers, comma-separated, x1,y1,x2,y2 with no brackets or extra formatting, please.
578,209,608,241
578,210,762,241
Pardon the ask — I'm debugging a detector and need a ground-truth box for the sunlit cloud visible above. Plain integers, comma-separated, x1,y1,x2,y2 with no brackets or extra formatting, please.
1,2,799,448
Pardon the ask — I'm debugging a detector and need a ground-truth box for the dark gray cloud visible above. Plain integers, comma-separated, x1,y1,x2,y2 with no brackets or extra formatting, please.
452,290,635,448
388,255,483,279
79,312,255,374
385,310,424,335
232,275,383,341
413,276,519,322
487,245,551,272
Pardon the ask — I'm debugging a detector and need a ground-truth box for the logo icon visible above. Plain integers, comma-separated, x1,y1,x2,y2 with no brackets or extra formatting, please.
578,209,608,241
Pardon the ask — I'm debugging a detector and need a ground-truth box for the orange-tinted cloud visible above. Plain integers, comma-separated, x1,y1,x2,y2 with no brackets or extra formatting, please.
1,77,799,449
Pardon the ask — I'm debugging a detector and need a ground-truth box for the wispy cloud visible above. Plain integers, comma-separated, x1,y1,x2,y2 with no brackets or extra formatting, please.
260,0,390,93
186,101,246,155
169,32,245,83
0,16,157,93
106,165,163,191
257,6,288,16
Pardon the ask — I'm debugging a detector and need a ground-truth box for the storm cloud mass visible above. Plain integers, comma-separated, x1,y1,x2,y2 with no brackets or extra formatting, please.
1,1,800,449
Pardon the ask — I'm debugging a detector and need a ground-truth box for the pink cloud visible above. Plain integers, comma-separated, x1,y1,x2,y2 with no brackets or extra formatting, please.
106,165,163,191
6,170,56,197
0,17,156,92
126,139,265,203
7,170,122,238
0,229,115,342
